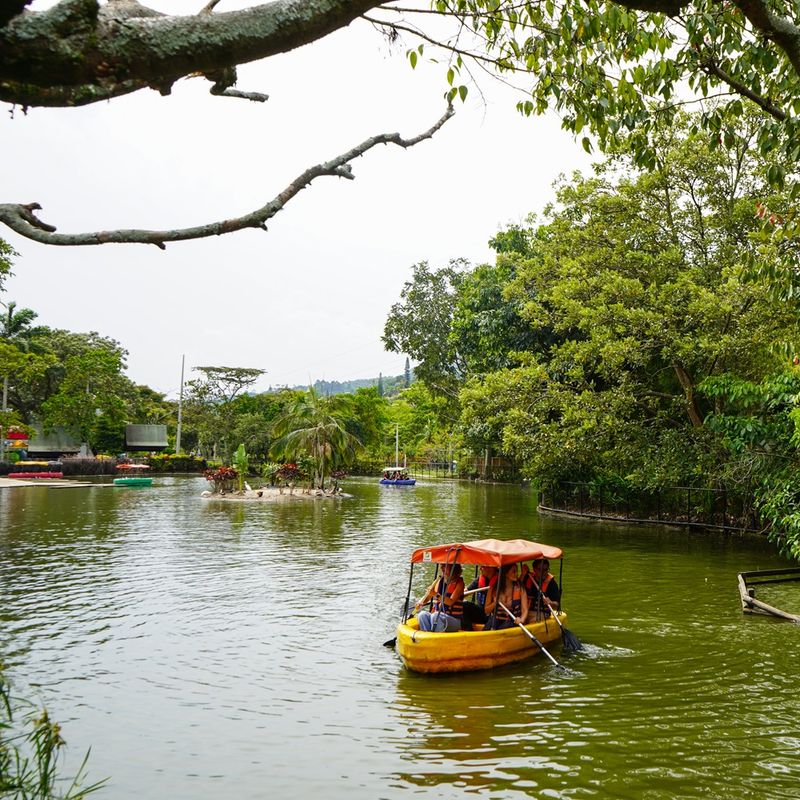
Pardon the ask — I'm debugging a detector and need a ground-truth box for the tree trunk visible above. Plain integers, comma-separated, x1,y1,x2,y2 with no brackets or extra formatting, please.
672,362,704,428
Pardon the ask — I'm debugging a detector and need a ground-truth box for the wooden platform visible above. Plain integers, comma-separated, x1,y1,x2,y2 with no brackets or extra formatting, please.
737,568,800,622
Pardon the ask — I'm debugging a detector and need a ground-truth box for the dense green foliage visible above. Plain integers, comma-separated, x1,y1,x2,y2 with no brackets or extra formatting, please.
0,298,174,455
384,114,800,557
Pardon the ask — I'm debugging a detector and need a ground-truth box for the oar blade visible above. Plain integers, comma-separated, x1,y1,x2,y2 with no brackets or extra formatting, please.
561,628,583,651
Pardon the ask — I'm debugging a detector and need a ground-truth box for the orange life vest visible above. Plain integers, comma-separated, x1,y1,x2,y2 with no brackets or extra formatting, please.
433,576,464,618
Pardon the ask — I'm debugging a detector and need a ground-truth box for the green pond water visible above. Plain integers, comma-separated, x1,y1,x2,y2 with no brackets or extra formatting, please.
1,476,798,799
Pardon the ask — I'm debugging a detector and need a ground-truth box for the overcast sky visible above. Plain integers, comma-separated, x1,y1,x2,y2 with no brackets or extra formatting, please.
2,2,590,398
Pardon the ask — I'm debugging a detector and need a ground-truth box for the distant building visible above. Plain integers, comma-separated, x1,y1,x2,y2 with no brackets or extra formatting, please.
27,426,81,459
125,424,168,452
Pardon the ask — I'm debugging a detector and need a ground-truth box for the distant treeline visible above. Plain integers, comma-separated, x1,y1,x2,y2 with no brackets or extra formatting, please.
286,373,408,397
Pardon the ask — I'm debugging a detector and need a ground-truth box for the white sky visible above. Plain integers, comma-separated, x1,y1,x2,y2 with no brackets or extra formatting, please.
1,2,590,398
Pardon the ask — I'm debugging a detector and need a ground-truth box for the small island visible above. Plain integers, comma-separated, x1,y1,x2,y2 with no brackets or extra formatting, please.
201,420,353,501
201,484,352,502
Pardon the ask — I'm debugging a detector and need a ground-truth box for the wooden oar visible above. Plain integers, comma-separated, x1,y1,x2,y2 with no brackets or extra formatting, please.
528,577,582,651
498,601,562,669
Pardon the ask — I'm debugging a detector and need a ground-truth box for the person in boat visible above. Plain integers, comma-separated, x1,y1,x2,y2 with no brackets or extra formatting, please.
413,562,464,632
461,565,499,630
484,565,529,630
523,558,561,621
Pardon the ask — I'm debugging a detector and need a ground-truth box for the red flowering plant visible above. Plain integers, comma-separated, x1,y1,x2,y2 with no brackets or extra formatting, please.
204,465,238,494
275,462,303,494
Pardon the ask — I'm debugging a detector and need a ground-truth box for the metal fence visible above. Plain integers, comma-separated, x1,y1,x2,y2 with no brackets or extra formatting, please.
406,456,520,482
539,481,760,533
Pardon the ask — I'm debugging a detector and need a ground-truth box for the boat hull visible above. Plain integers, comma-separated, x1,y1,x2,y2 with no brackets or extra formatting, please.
113,477,153,487
379,479,416,485
396,613,566,673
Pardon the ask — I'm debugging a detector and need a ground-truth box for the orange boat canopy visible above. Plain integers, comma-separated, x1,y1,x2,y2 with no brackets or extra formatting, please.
410,538,562,568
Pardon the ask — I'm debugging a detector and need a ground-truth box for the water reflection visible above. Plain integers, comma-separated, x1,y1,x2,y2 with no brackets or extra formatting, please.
391,665,594,797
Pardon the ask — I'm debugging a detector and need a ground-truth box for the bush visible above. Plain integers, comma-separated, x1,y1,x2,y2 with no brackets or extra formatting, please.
203,466,238,494
145,453,208,473
61,458,117,476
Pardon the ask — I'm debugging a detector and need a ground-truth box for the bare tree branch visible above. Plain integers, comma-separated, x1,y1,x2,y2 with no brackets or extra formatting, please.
210,86,269,101
0,104,454,248
201,0,224,12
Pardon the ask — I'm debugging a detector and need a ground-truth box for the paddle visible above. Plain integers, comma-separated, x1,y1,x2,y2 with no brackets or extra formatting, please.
528,576,582,651
383,599,418,648
498,601,563,670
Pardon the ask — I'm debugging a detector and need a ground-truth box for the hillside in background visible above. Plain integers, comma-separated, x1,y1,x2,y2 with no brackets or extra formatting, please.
267,373,408,397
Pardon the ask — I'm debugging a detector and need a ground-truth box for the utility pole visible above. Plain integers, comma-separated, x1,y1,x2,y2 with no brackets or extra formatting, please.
175,354,185,454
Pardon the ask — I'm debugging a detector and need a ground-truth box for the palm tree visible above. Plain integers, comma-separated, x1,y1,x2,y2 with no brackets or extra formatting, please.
1,301,38,342
270,388,361,490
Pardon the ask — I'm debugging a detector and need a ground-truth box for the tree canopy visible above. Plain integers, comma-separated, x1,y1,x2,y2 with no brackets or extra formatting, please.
385,113,800,555
2,0,800,248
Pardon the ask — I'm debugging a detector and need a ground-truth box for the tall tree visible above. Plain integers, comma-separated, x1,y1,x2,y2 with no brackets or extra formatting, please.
41,348,130,451
0,300,41,459
460,116,797,485
450,257,557,376
0,340,54,458
182,366,266,460
383,260,465,399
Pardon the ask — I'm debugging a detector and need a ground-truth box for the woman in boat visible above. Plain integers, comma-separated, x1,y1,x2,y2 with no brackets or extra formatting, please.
413,562,464,632
523,558,561,622
461,565,498,630
485,565,529,630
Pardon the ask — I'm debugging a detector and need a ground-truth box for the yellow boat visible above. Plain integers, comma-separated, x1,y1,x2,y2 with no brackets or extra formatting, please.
397,612,567,673
395,538,569,674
